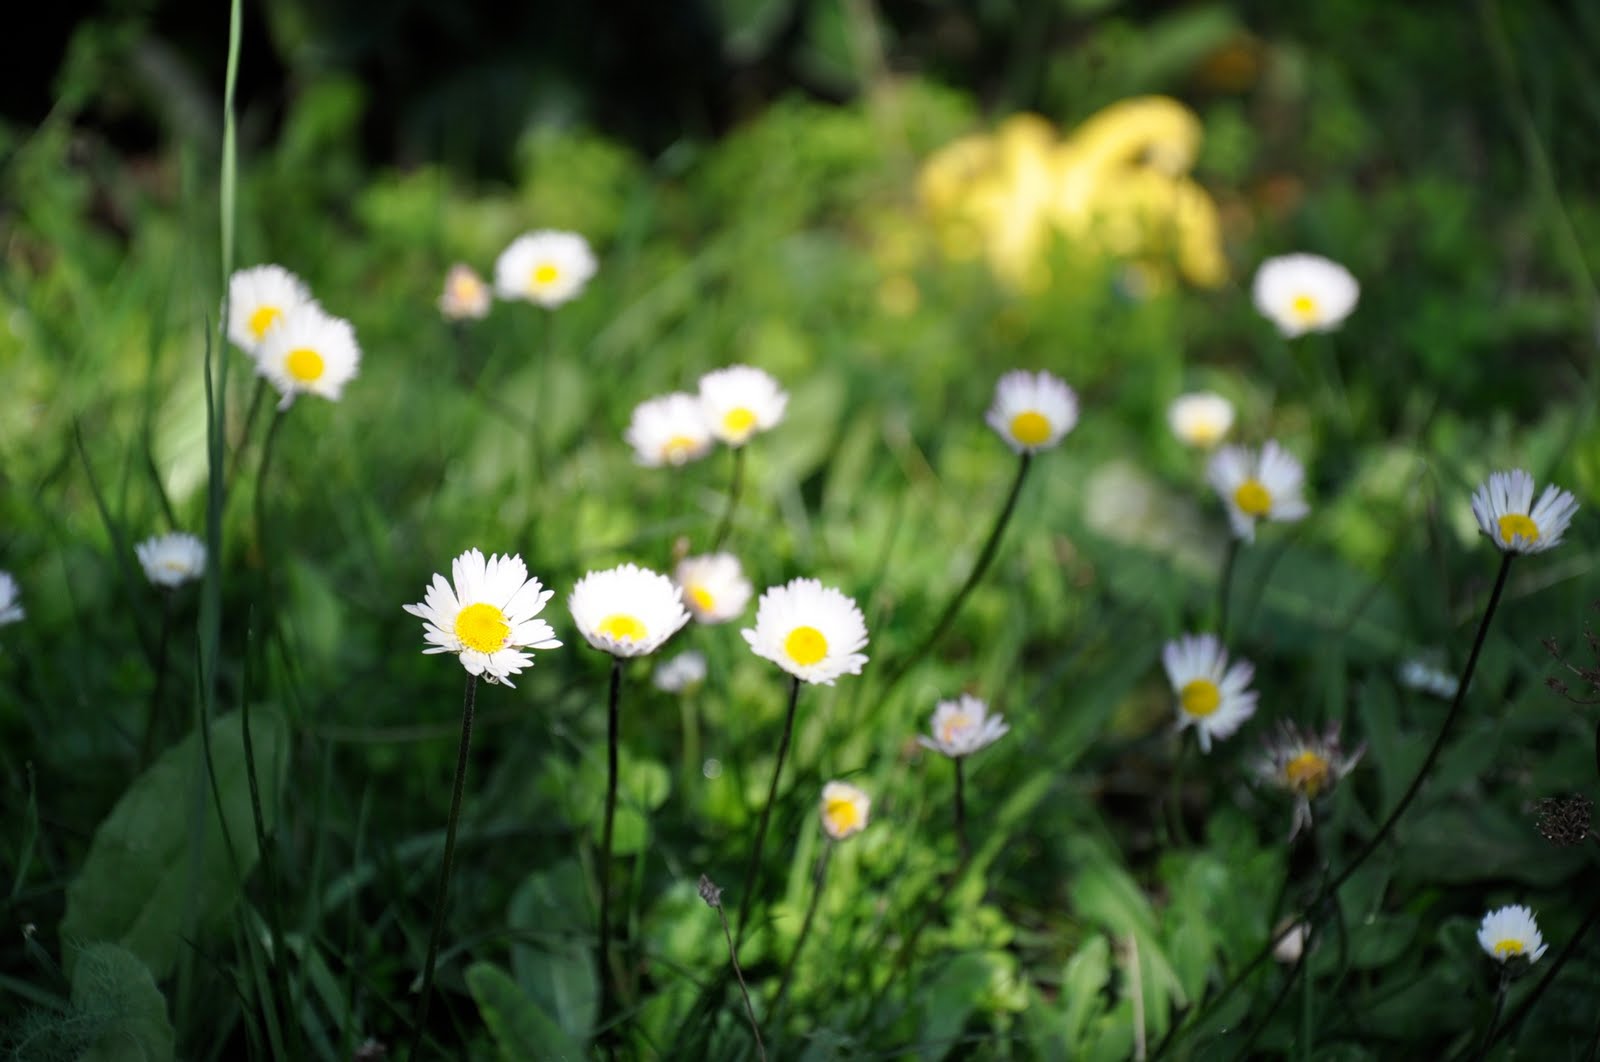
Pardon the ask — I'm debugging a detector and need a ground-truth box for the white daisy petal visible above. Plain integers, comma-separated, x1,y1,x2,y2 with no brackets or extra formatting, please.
256,306,361,410
227,264,317,356
1168,392,1235,449
985,370,1078,454
674,553,753,624
1471,469,1578,554
135,532,207,588
919,694,1009,758
494,231,597,308
0,571,23,627
741,578,869,685
1207,440,1310,542
698,366,788,446
654,651,708,693
820,781,871,840
1251,254,1359,337
625,393,715,467
403,548,560,684
438,263,491,321
1477,904,1549,964
1163,632,1257,753
569,563,690,657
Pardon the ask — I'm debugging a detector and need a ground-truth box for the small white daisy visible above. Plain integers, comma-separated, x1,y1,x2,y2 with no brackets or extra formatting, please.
0,572,23,626
403,549,562,686
1470,469,1579,555
741,578,869,685
1398,656,1460,700
438,263,491,321
674,553,753,624
820,781,871,841
1163,633,1258,753
1255,722,1364,838
135,532,207,589
569,563,691,658
697,366,788,446
624,393,715,467
985,370,1079,454
1168,391,1235,449
1477,905,1548,965
1207,440,1310,542
1272,920,1309,964
918,694,1009,759
255,306,361,410
1252,254,1360,338
653,650,708,693
493,230,597,308
227,264,317,356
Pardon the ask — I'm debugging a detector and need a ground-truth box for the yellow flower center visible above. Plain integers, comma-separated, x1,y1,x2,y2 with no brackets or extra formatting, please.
1180,678,1221,718
455,602,510,654
1234,478,1273,517
1010,411,1052,447
285,347,326,383
688,585,715,614
823,797,861,838
940,713,973,746
1284,751,1330,795
661,435,700,463
532,263,560,288
453,275,482,302
1498,513,1540,544
598,613,647,643
1493,938,1526,959
248,305,284,341
784,625,829,667
723,407,757,438
1184,418,1226,447
1289,293,1319,322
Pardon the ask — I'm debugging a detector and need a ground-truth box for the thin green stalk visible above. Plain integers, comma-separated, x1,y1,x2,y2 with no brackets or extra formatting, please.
253,407,287,568
1217,537,1240,640
953,757,970,864
701,878,766,1062
226,379,267,488
598,656,625,1037
407,672,479,1060
1300,935,1314,1062
138,592,174,767
736,675,804,946
1470,966,1511,1062
710,445,746,551
772,840,833,1023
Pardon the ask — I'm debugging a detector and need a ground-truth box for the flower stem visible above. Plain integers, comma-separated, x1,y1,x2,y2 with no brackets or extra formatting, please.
704,878,766,1061
711,445,746,552
253,406,287,572
772,840,833,1023
407,672,478,1060
953,756,970,864
598,656,624,1038
1167,734,1192,847
1217,537,1240,641
736,675,803,946
1484,879,1600,1052
1471,966,1512,1062
138,592,174,767
226,378,267,489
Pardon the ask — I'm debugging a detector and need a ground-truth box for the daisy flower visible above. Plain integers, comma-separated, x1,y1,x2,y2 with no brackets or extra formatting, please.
624,393,714,467
1251,254,1359,338
653,650,707,693
674,553,752,624
403,549,562,686
986,370,1078,454
255,306,361,410
1477,905,1548,965
1398,656,1460,700
1207,440,1309,542
0,572,23,626
438,263,491,321
1163,632,1258,753
918,694,1009,758
493,230,597,308
1168,391,1235,449
742,578,869,685
227,264,316,356
1470,469,1579,555
569,563,690,658
698,366,788,446
820,781,871,841
135,532,207,588
1255,721,1365,838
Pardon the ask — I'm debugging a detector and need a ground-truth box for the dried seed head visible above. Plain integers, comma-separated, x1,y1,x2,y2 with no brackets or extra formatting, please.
1534,795,1593,847
698,874,724,908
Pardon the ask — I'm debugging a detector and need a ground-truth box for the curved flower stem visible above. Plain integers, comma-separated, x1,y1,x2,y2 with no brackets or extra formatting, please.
253,406,287,573
226,378,267,489
703,878,766,1062
597,656,624,1038
772,840,833,1023
407,672,479,1060
1217,537,1240,641
953,757,970,864
710,445,746,552
1470,966,1512,1062
736,675,803,946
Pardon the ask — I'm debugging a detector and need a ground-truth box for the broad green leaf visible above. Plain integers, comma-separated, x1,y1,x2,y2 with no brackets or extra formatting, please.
466,961,587,1062
914,952,991,1061
71,942,175,1062
1060,935,1112,1048
509,860,598,1049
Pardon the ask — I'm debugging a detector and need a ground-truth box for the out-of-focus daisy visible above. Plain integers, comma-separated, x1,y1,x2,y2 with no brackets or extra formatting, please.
653,650,707,693
1163,632,1257,753
438,263,491,321
1168,392,1235,449
1477,905,1548,965
1398,656,1460,700
1207,440,1309,542
0,572,23,626
624,393,714,467
1272,920,1309,964
698,366,788,447
742,578,868,685
1251,254,1359,338
985,370,1078,454
227,264,316,356
570,563,690,658
820,781,871,841
135,532,207,588
674,553,752,624
1470,470,1579,555
403,549,562,686
255,307,361,410
1255,721,1364,838
493,230,597,308
918,694,1008,759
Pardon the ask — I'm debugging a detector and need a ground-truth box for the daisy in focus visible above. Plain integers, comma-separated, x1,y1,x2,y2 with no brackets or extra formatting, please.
1470,469,1579,555
403,548,562,686
493,231,597,308
1251,254,1359,338
0,572,23,626
1168,391,1235,449
986,370,1078,454
255,306,362,409
919,694,1009,759
1207,440,1309,542
698,366,788,447
1255,721,1364,838
438,263,491,321
1163,632,1257,753
227,264,316,356
742,578,869,685
674,553,753,624
653,650,708,693
820,781,871,841
1477,905,1548,965
570,563,690,658
135,532,207,589
624,393,715,467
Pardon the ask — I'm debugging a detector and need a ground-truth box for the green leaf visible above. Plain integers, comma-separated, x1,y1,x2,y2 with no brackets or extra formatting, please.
71,942,175,1062
509,861,598,1049
1060,935,1112,1048
914,952,991,1061
466,962,587,1062
60,711,289,979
